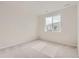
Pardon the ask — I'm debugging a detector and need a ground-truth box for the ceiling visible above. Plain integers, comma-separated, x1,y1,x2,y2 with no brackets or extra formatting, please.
0,1,78,15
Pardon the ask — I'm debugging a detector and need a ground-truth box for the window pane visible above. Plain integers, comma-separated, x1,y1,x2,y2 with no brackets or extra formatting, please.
53,15,61,32
53,15,61,23
45,16,53,32
45,16,52,25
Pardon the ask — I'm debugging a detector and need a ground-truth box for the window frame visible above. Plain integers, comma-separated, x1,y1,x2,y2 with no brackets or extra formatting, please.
44,14,61,32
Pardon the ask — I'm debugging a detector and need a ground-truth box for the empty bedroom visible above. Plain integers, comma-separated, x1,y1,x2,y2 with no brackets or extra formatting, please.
0,1,79,58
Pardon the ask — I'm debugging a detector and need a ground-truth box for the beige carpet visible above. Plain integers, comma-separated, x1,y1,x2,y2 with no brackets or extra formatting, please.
0,40,78,58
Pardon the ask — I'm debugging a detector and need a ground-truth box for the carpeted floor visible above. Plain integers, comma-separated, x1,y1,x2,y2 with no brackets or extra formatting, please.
0,40,78,58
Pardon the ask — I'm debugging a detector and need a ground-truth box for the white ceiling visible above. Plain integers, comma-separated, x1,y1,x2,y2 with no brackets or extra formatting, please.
0,1,78,15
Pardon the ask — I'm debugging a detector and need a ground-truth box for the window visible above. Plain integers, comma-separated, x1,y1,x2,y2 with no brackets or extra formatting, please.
45,14,61,32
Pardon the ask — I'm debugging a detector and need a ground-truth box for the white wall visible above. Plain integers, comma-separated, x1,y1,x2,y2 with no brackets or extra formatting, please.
38,5,77,46
0,5,38,49
77,4,79,56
